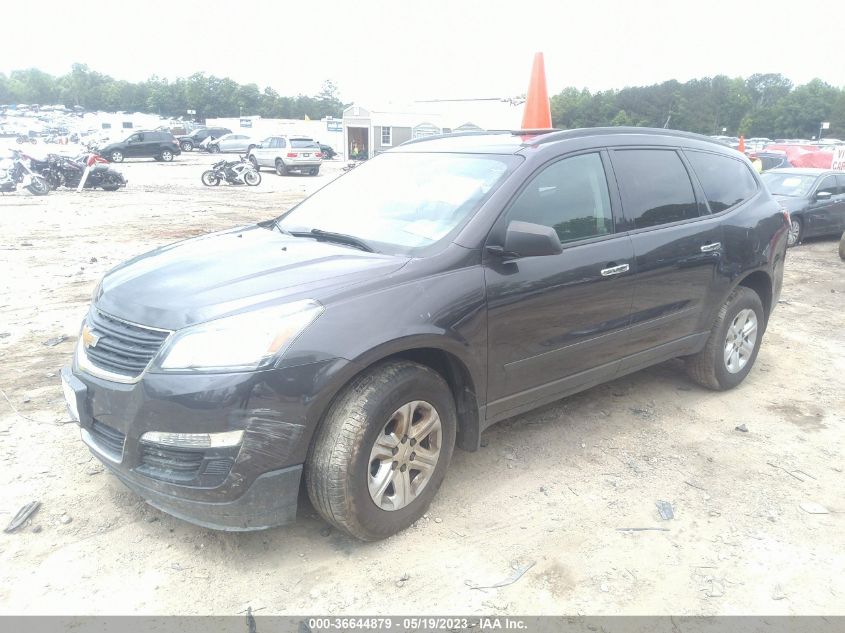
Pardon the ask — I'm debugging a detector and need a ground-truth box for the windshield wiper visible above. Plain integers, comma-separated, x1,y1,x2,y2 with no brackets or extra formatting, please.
289,228,375,253
259,218,290,235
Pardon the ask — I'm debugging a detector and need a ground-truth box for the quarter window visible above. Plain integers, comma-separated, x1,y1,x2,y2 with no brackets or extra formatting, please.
381,127,392,146
685,150,758,213
506,153,613,243
612,149,700,228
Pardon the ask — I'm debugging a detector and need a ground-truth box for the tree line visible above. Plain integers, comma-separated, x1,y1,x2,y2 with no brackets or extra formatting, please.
0,64,345,121
551,73,845,139
2,66,844,138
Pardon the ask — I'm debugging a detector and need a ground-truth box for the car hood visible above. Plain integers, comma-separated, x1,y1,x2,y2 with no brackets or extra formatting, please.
772,195,810,212
96,225,409,330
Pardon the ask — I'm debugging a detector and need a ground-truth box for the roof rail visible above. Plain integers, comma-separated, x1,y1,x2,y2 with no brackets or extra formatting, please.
529,126,723,147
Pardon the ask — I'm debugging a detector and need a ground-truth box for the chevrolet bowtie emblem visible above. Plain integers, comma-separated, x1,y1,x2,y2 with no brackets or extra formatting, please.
81,325,101,349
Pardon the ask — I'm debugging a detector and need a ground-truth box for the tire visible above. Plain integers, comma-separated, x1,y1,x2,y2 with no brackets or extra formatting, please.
181,141,194,152
686,286,765,391
787,217,802,247
110,151,124,163
16,137,24,144
309,166,320,176
249,155,260,172
30,138,37,144
101,175,122,192
839,231,845,261
275,159,287,176
160,149,174,162
209,145,220,154
244,170,261,186
306,361,457,541
201,170,220,186
26,176,50,196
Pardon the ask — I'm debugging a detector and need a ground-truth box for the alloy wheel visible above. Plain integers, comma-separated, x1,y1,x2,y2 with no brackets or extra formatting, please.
723,308,758,374
368,400,442,511
787,219,801,246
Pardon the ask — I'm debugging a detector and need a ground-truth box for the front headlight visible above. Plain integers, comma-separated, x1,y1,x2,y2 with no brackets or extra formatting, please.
155,299,323,371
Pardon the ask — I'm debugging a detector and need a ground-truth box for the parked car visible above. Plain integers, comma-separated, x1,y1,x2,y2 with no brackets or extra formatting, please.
247,136,322,175
176,127,232,152
99,130,181,163
760,168,845,246
62,127,788,539
317,142,336,159
207,133,257,154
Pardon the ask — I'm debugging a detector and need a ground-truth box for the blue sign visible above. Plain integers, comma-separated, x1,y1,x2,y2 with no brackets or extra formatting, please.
240,119,253,128
327,118,342,132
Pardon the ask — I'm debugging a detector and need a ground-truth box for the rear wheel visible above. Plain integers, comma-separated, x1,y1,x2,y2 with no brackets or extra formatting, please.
306,361,456,541
787,217,802,247
309,166,320,176
181,141,194,152
686,286,765,391
209,145,220,154
275,159,287,176
249,155,260,171
160,149,174,162
201,170,220,186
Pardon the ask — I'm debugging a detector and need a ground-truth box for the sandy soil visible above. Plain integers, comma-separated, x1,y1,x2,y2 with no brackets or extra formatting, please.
0,151,843,616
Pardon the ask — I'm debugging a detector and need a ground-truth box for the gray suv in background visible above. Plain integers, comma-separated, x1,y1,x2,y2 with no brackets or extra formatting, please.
248,136,323,176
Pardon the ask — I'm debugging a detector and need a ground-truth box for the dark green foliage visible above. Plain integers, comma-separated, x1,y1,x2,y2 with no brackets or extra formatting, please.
550,74,845,139
0,65,345,121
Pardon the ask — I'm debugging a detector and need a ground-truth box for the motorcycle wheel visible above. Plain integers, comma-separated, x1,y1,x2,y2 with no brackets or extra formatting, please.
201,170,221,186
30,138,37,144
244,170,261,186
26,176,50,196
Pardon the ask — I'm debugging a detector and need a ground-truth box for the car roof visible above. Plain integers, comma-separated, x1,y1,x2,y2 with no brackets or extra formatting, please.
764,168,838,176
394,127,729,154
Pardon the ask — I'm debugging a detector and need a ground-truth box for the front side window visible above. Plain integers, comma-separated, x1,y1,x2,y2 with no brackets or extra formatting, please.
279,152,518,254
381,127,392,146
685,150,758,213
506,153,613,243
612,149,700,229
817,175,838,196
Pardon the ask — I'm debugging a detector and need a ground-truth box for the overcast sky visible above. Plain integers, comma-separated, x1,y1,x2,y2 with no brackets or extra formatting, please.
3,0,844,104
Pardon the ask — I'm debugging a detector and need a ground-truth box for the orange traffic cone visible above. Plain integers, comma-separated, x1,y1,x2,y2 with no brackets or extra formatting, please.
738,135,745,153
521,52,552,130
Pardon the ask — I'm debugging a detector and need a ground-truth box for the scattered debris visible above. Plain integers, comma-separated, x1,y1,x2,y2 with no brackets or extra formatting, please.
31,525,42,533
704,579,725,598
616,527,670,532
656,500,674,520
466,560,535,590
685,480,706,491
767,461,812,482
59,514,72,525
395,573,410,588
89,257,98,263
319,526,332,537
4,501,41,533
772,584,787,600
799,501,829,515
600,582,610,592
434,517,442,524
43,335,68,347
86,464,104,476
0,332,10,339
735,424,748,433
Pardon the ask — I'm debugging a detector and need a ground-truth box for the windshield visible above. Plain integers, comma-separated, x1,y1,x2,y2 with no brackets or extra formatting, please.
761,172,817,197
278,152,518,254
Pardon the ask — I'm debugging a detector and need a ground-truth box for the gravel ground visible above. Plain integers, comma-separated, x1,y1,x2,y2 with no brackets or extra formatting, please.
0,150,843,615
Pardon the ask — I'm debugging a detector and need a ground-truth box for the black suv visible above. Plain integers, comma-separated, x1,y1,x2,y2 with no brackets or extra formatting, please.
61,128,788,539
100,130,182,163
176,127,232,152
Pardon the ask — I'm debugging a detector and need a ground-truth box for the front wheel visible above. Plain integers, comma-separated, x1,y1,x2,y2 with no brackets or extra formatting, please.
787,217,802,247
26,176,50,196
244,170,261,186
201,170,220,186
209,145,220,154
181,141,194,152
110,151,124,163
306,361,456,541
686,286,765,391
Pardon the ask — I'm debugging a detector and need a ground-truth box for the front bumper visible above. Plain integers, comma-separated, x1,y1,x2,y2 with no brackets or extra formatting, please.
61,351,348,530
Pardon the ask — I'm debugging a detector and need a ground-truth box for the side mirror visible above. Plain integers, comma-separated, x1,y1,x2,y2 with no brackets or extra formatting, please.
815,190,833,201
494,221,563,259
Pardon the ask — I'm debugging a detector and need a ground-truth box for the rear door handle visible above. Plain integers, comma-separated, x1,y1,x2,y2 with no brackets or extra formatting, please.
700,242,721,252
600,263,630,277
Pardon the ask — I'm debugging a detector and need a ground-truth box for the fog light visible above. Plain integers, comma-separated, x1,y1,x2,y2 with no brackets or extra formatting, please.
141,430,244,449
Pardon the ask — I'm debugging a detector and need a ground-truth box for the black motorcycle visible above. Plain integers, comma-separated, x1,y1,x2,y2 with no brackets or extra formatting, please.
0,150,49,195
29,152,127,191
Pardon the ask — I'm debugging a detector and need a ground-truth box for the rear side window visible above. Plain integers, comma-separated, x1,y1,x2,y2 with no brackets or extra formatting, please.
612,149,700,228
686,151,758,213
506,152,613,243
291,139,319,149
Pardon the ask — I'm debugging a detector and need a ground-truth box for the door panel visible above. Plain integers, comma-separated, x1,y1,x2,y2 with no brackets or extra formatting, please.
806,176,843,236
484,151,635,420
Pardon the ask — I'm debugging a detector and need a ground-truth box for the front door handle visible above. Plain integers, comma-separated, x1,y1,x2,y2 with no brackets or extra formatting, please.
700,242,722,253
600,263,630,277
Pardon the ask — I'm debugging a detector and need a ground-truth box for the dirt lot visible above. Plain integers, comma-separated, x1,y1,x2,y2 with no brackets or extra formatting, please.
0,151,843,616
